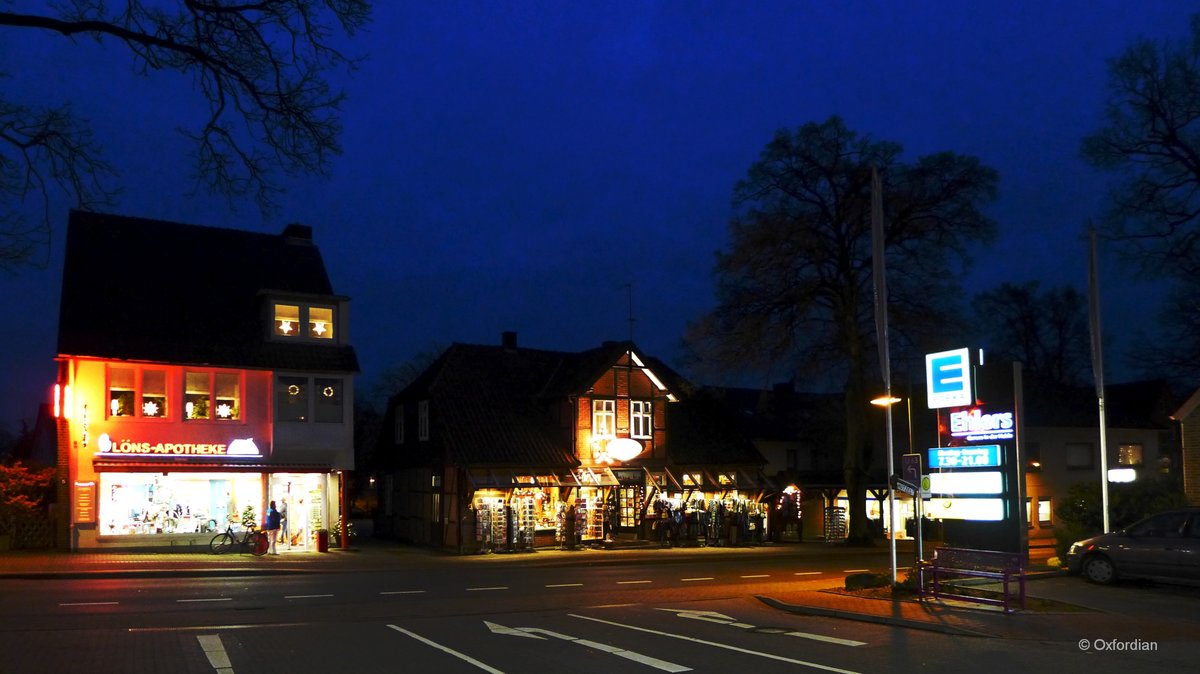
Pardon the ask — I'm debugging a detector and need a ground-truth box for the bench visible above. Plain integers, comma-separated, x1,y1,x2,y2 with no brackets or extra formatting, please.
919,546,1025,614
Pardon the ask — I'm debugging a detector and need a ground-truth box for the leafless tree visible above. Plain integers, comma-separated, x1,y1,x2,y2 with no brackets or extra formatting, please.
0,0,371,271
972,281,1091,387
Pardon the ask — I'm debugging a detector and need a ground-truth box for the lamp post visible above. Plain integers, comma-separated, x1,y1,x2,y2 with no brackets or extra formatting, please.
871,395,900,585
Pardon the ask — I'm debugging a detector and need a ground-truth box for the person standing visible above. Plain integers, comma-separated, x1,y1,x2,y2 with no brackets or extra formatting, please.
265,500,282,555
279,500,289,547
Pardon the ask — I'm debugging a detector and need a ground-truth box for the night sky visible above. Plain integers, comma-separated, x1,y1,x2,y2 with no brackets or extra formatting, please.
2,1,1194,431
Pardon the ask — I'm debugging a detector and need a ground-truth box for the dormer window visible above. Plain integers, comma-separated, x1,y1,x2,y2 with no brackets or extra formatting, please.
273,302,335,341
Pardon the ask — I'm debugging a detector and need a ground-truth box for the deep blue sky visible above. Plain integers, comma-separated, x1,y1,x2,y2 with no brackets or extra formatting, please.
1,1,1193,430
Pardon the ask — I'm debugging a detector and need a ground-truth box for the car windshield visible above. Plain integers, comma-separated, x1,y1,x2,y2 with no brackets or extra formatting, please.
1127,511,1189,537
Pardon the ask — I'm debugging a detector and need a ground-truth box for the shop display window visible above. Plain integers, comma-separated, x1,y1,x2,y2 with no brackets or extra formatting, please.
185,372,210,420
315,378,343,423
98,472,263,536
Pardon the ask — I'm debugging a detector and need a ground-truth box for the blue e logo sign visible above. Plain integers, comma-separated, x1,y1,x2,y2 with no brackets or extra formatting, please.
926,347,972,409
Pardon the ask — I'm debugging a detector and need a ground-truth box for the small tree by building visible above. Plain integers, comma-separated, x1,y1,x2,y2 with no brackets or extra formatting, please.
0,461,55,548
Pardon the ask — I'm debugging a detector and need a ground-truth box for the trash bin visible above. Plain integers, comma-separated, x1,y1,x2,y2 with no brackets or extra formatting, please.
316,529,329,553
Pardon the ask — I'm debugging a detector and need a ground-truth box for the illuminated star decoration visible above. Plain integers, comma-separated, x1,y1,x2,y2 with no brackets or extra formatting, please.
323,386,335,398
278,320,293,335
142,400,159,416
312,321,326,336
287,384,300,396
216,403,233,419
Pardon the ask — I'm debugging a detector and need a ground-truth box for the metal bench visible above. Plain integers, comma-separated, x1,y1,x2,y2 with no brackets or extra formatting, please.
919,546,1026,614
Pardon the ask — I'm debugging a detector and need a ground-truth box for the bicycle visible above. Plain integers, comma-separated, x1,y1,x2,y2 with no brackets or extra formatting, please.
209,523,269,556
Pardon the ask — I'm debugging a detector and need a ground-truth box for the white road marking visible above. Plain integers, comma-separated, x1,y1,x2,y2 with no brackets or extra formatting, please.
196,634,234,673
284,594,334,599
842,569,870,573
587,603,639,609
617,580,652,584
487,622,691,672
740,574,770,578
177,598,232,603
787,631,867,647
545,583,584,588
59,601,118,606
389,624,504,674
466,586,509,592
680,577,713,582
571,614,860,674
380,590,426,595
794,571,822,576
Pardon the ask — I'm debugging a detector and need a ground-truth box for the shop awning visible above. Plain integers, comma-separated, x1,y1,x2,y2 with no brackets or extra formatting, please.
574,466,619,487
92,460,332,473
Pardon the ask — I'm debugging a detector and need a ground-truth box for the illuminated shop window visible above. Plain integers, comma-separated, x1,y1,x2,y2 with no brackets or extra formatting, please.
1118,444,1143,466
592,399,615,437
309,306,334,339
315,378,343,423
277,376,308,422
109,367,135,418
631,400,652,438
1038,498,1053,525
185,372,211,420
274,304,300,337
718,472,736,486
214,373,240,421
142,370,167,418
681,472,702,487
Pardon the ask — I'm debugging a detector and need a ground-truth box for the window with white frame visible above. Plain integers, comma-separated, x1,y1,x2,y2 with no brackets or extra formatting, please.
108,366,169,419
631,400,652,438
418,400,430,441
272,302,335,341
1037,498,1053,525
592,399,615,437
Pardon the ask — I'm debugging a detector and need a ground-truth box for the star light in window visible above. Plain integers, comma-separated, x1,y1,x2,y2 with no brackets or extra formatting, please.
278,320,294,335
142,401,159,417
216,403,234,419
287,384,301,396
312,321,327,336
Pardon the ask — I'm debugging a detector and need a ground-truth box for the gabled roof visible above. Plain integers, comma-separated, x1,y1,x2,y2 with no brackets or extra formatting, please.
57,210,358,372
388,338,761,469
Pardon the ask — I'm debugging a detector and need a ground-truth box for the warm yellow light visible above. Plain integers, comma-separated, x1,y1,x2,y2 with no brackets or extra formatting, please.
870,395,902,407
53,384,61,418
64,385,73,419
607,437,643,462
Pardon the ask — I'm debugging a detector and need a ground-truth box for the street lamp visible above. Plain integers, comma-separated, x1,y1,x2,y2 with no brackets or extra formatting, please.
871,394,920,574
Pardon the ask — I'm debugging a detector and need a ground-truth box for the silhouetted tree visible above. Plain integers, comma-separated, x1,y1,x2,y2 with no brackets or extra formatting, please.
0,1,372,270
972,281,1091,387
1082,15,1200,378
687,116,997,545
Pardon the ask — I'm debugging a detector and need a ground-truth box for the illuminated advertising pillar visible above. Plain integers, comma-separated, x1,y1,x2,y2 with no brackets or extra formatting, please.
926,348,1027,554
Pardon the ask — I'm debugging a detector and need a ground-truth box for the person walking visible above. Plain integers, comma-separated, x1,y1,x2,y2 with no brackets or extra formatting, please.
265,501,282,555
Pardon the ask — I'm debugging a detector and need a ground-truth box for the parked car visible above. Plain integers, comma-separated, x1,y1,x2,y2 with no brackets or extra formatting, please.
1066,507,1200,585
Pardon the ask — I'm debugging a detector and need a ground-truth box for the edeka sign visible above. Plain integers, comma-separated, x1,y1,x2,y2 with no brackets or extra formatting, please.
926,348,972,409
95,433,262,458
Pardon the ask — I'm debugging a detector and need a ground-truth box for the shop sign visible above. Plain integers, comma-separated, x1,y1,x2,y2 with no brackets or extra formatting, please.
926,347,972,409
95,433,262,458
948,408,1014,441
929,444,1001,469
74,481,96,523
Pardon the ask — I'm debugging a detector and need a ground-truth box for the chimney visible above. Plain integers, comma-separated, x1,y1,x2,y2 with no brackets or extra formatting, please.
282,223,313,244
501,331,517,350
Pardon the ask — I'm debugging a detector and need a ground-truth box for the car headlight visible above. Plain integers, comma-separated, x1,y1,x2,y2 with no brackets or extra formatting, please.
1068,542,1082,556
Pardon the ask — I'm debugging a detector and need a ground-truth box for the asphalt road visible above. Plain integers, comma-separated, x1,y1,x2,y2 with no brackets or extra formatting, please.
1,553,1195,673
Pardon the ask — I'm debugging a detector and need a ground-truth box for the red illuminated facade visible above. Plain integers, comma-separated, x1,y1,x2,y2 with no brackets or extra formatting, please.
54,211,358,550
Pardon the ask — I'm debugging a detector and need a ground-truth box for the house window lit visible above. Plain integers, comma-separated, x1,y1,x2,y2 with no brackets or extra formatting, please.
418,400,430,441
631,400,652,438
1118,444,1143,466
309,306,334,339
141,370,167,418
277,376,308,422
593,399,615,437
185,372,210,420
1038,498,1052,525
214,373,240,421
315,378,343,423
274,304,300,336
109,367,135,417
1066,442,1094,469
